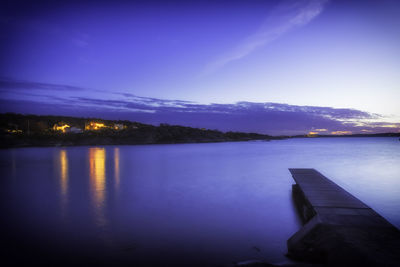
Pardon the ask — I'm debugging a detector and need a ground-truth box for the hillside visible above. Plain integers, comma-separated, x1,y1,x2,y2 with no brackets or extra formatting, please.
0,113,274,148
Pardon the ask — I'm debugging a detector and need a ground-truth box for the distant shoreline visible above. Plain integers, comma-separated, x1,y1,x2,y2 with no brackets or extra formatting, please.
290,133,400,138
0,113,278,149
1,113,399,149
2,133,399,150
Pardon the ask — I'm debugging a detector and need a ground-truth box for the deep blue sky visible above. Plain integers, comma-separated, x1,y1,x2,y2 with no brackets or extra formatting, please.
1,0,399,135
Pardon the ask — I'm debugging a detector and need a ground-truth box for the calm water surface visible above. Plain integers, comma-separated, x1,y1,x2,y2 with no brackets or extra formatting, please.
1,137,399,266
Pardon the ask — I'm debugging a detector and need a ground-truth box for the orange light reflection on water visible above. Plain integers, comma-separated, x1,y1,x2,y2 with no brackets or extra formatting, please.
114,147,120,192
59,149,69,217
89,147,107,227
60,150,68,197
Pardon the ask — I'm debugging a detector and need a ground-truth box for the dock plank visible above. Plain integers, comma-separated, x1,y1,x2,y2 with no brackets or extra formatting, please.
289,168,369,209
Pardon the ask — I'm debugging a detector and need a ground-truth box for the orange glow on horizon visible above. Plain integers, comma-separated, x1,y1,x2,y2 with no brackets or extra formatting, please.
379,124,399,128
331,131,352,135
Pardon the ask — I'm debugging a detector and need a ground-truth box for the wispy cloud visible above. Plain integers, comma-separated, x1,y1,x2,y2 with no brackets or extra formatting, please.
202,0,329,75
0,78,86,92
71,33,90,48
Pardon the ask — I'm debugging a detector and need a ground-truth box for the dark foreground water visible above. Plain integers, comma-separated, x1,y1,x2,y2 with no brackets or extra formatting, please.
1,137,399,266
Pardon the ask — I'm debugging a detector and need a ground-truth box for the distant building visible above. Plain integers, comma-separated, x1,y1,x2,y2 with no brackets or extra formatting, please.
113,123,126,130
67,127,83,133
85,122,107,130
5,123,22,134
6,129,22,134
53,123,70,133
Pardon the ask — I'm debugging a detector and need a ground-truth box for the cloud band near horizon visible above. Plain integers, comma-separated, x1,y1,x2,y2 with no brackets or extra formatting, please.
0,78,399,135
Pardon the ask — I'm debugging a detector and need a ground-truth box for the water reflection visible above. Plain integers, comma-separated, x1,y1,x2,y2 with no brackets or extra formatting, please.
114,147,120,192
89,147,107,226
2,138,400,266
59,150,69,217
11,150,16,179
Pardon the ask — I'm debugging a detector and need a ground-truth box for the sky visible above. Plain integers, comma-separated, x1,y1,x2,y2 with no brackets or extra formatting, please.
0,0,399,135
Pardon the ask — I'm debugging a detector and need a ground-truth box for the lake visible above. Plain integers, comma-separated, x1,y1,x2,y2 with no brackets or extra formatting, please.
1,137,399,266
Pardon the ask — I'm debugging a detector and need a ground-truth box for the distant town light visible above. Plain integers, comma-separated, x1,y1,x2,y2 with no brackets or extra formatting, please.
6,129,23,134
85,122,107,131
53,123,70,133
113,123,125,130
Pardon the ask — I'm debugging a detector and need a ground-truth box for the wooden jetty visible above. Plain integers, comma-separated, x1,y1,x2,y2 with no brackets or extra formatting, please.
287,168,400,266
